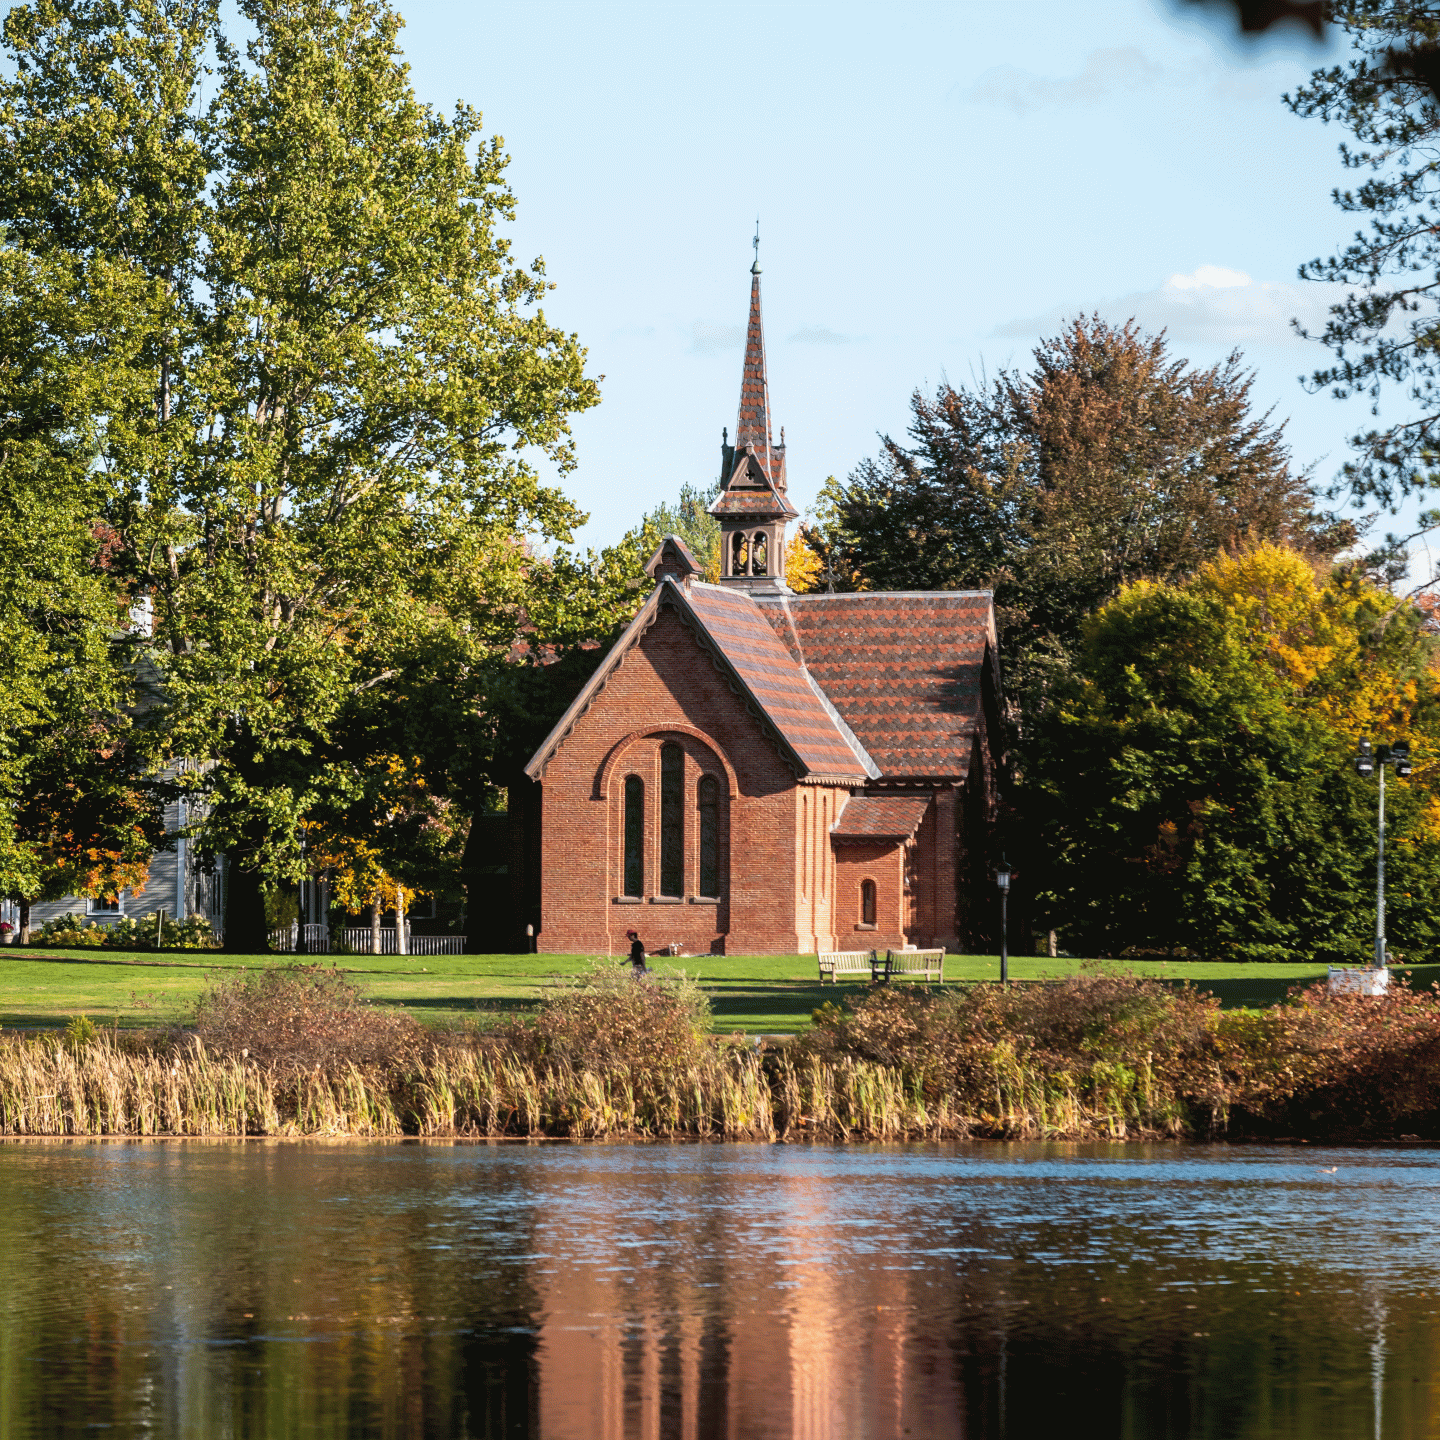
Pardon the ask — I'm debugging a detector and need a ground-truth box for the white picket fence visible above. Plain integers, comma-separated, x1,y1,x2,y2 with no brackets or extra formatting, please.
407,934,467,956
267,923,466,956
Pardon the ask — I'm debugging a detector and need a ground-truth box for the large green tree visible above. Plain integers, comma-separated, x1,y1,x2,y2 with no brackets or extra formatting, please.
0,233,164,940
0,0,600,948
1026,546,1440,962
811,317,1345,723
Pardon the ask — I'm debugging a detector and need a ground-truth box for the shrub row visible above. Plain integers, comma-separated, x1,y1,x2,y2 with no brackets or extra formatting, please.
3,967,1440,1141
24,913,220,951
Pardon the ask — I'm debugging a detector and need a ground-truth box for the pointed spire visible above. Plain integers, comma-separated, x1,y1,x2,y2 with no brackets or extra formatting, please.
735,268,771,465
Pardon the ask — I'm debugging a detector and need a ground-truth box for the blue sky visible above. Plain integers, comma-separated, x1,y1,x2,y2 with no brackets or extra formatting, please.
388,1,1410,557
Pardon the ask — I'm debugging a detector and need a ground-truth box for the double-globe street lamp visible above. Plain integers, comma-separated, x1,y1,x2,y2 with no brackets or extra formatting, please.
1354,739,1412,969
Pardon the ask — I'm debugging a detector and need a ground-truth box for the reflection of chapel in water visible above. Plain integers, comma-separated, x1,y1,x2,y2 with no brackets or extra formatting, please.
521,251,1006,956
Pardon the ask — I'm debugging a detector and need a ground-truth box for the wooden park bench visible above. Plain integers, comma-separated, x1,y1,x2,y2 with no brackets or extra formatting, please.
817,950,877,984
883,947,946,983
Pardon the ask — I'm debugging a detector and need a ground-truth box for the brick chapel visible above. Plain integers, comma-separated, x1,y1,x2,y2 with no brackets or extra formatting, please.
523,255,1005,956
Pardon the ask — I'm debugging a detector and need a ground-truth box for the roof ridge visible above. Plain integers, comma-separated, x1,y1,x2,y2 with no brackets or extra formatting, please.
755,589,995,602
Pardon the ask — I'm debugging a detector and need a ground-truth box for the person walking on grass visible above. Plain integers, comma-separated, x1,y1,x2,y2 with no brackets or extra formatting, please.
626,929,652,976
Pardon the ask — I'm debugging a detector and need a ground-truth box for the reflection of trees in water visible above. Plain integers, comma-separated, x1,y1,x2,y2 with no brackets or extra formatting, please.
4,1146,1440,1437
0,1143,550,1437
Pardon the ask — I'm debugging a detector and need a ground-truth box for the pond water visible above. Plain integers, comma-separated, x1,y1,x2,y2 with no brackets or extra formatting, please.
2,1140,1439,1438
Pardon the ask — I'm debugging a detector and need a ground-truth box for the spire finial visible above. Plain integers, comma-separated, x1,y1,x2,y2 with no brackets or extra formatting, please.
751,218,761,275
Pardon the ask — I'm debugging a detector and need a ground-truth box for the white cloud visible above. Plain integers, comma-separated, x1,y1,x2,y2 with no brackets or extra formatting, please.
995,265,1347,348
688,321,744,355
787,325,860,346
963,47,1163,115
1167,264,1250,291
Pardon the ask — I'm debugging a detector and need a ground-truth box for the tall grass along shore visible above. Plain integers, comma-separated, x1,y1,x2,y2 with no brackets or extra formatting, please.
2,965,1439,1143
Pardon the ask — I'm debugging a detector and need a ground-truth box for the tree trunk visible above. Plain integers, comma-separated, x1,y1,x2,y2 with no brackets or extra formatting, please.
370,898,381,956
223,856,269,954
18,896,30,946
396,889,407,956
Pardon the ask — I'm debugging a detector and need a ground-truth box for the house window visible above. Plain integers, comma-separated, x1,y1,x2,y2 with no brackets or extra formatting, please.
660,743,684,897
731,532,749,577
624,776,644,897
698,775,719,897
860,879,877,926
90,894,122,915
751,531,768,575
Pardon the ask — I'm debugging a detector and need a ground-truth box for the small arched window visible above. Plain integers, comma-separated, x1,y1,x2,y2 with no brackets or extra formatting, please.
731,532,749,577
751,531,768,575
860,879,877,926
660,743,684,897
624,777,644,897
698,775,719,898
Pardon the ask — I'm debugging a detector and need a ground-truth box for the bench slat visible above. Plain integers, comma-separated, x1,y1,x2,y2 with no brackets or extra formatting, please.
884,948,946,982
817,950,877,983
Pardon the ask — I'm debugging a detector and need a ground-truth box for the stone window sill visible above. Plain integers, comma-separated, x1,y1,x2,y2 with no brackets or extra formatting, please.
649,895,684,904
612,896,643,905
854,922,877,931
689,896,720,906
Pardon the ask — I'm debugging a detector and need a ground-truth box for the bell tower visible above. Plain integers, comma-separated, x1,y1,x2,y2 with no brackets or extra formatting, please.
710,229,797,596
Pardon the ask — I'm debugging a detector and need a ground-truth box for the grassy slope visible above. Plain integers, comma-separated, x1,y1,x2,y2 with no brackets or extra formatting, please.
5,947,1438,1033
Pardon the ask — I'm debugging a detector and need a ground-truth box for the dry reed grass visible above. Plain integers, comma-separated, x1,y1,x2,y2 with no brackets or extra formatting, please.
5,971,1440,1141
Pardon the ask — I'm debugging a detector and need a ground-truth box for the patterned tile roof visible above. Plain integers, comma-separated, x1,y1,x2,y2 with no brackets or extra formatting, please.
681,584,874,781
709,481,798,518
831,795,931,840
525,583,994,787
523,580,877,783
735,271,774,467
758,592,995,780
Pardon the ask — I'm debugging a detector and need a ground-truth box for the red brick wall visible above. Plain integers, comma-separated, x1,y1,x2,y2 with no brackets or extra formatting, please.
831,840,907,953
536,602,818,956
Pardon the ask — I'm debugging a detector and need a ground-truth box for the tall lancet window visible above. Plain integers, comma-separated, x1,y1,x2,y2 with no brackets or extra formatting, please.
731,532,749,577
698,775,719,898
660,743,684,897
751,532,768,575
623,777,644,897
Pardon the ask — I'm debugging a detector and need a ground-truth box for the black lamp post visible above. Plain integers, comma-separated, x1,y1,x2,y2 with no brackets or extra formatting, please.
995,855,1011,987
1354,739,1412,968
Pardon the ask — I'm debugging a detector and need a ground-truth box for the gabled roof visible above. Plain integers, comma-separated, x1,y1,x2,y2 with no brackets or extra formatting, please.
709,448,799,520
524,579,876,784
757,592,996,780
644,534,702,582
831,795,931,841
683,584,875,779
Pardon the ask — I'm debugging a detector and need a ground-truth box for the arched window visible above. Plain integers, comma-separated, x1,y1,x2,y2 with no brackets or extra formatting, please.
660,743,684,896
860,879,877,926
624,777,644,897
802,791,811,899
731,532,749,577
698,775,719,897
751,531,768,575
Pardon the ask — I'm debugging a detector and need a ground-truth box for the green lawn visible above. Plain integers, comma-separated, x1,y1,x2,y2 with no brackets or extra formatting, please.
2,947,1434,1035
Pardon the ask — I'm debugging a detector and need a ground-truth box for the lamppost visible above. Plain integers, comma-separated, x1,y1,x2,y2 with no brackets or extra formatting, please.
995,855,1011,987
1354,739,1412,969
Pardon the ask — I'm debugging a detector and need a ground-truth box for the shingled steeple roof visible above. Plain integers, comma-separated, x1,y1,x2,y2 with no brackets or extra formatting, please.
735,260,777,478
711,240,795,523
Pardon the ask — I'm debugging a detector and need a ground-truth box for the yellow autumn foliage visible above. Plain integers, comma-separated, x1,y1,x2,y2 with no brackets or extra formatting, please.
304,754,431,914
1194,544,1439,787
785,532,823,593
